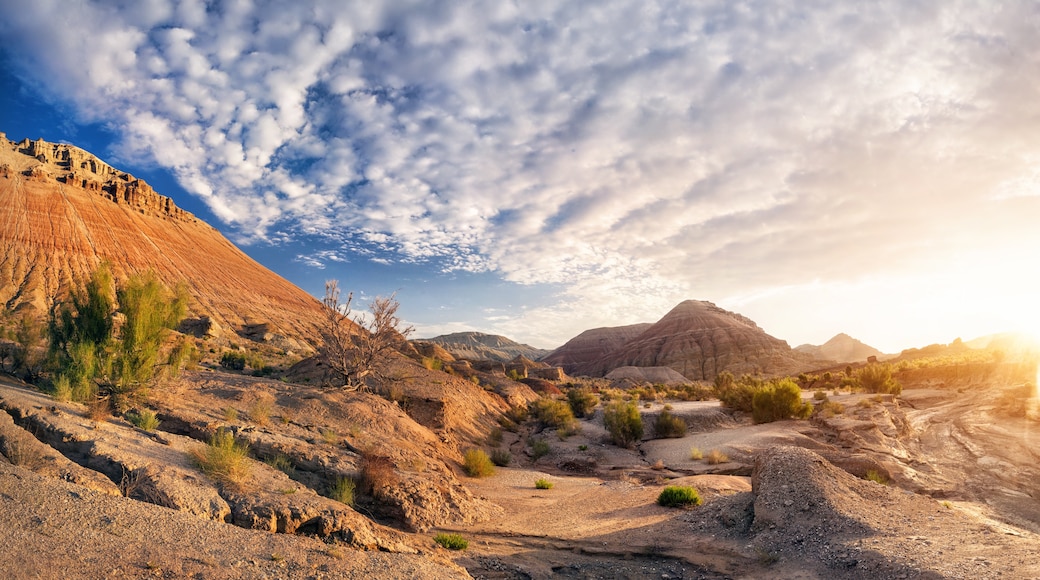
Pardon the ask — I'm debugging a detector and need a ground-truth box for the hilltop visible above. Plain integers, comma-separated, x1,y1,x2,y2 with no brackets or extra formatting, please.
416,331,551,362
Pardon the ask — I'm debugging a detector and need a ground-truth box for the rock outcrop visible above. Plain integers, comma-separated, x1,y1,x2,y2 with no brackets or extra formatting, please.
0,133,326,349
418,331,551,362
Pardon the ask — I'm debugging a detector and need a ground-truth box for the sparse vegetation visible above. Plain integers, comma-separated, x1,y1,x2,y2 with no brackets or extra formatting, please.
317,280,414,391
433,533,468,550
220,351,247,371
603,400,643,447
535,478,553,489
706,449,729,464
490,448,512,467
358,453,398,498
265,454,295,476
653,407,686,438
689,447,703,460
190,429,251,485
751,378,813,424
222,406,239,422
249,393,274,426
865,469,889,485
125,408,160,431
530,397,578,434
462,448,496,477
529,438,550,461
657,485,702,508
852,363,902,395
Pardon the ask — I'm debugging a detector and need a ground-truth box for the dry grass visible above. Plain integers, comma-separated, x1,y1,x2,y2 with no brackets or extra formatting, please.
689,447,703,460
249,393,274,426
1,430,44,469
359,453,398,498
190,429,251,485
706,449,729,464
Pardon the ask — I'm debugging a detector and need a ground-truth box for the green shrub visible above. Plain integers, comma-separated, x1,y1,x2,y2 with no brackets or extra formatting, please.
657,485,702,508
689,447,703,460
530,438,550,461
126,408,161,431
433,533,468,550
567,387,599,418
504,405,529,424
462,449,495,477
265,454,295,476
534,478,553,489
653,408,686,438
490,448,512,467
603,400,643,447
530,398,577,433
328,477,356,506
714,372,764,412
751,379,813,424
865,469,889,485
855,363,902,395
190,429,251,485
220,351,247,371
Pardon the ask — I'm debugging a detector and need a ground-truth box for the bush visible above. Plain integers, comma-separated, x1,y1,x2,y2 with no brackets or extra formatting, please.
706,449,729,464
490,448,512,467
813,390,828,401
567,387,599,418
714,372,763,412
865,469,889,485
603,400,643,447
249,394,274,426
359,453,398,498
190,429,251,485
653,408,686,438
126,408,161,431
657,485,702,508
220,351,247,371
689,447,703,460
529,438,550,461
530,398,577,433
328,477,355,506
855,363,902,395
433,533,468,550
535,478,553,489
462,449,495,477
751,379,813,424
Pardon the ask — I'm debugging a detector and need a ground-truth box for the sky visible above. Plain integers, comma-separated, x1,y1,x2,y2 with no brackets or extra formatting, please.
2,1,1040,353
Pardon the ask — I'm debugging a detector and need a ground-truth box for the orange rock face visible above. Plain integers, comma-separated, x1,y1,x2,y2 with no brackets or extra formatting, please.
0,133,324,349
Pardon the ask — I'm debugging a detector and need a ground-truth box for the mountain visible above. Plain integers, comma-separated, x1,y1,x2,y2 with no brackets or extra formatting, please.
546,301,814,381
540,323,653,373
794,333,884,363
416,331,551,362
0,133,325,351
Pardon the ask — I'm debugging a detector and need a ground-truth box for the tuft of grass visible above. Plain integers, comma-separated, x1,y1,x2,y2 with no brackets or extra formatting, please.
328,477,355,506
706,449,729,465
689,447,703,460
535,478,554,489
190,429,251,485
320,428,338,445
487,427,504,446
433,533,468,550
813,390,828,401
578,444,588,451
249,394,274,426
865,469,889,485
126,408,161,431
653,409,687,438
490,448,512,467
462,448,495,477
52,375,72,402
941,500,953,509
222,406,239,422
265,454,295,476
657,485,702,508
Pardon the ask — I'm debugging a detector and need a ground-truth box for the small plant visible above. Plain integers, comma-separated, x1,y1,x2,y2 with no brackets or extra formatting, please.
578,444,588,451
651,459,666,470
689,447,703,460
219,351,247,371
87,397,111,423
535,478,554,489
280,487,297,495
865,469,889,485
126,408,161,431
657,485,702,508
653,408,686,438
222,406,239,422
530,438,550,461
433,533,468,550
328,477,356,506
706,449,729,464
603,400,643,447
487,427,503,446
320,428,338,445
490,448,512,467
530,397,578,433
567,387,599,418
190,429,251,485
813,390,827,401
462,449,495,477
941,500,953,509
358,453,398,498
265,454,295,476
51,374,72,402
249,394,274,426
1,430,44,468
270,553,284,562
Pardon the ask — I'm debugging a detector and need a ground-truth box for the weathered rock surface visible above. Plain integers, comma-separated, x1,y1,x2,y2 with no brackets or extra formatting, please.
605,365,689,385
541,323,652,374
0,134,326,349
419,331,552,362
795,332,884,363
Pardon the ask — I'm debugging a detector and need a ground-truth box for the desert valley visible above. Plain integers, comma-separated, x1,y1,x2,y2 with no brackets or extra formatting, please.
2,134,1040,580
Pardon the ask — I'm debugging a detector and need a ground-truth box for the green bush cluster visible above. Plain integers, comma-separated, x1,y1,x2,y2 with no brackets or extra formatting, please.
490,448,512,467
566,387,599,418
462,449,495,477
603,400,643,447
530,397,578,434
852,363,902,395
751,378,813,424
657,485,702,508
653,407,686,438
220,351,247,371
190,429,251,485
433,533,468,550
125,408,161,431
534,478,553,489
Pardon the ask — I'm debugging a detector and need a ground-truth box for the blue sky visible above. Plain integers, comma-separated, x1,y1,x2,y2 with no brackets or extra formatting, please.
3,1,1040,352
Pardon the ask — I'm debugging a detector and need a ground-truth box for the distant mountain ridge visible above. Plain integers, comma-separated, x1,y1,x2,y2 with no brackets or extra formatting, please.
0,132,326,351
795,333,884,363
418,331,551,362
544,300,816,381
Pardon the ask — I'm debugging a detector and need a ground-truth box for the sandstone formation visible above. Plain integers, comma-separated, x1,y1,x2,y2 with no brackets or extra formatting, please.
547,301,815,381
418,331,551,362
604,365,689,385
540,323,652,373
795,332,884,363
0,133,326,349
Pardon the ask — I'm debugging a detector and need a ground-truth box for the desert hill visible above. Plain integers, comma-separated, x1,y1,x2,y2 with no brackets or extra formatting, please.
546,301,814,381
417,331,551,362
540,322,652,373
0,133,325,351
795,332,884,363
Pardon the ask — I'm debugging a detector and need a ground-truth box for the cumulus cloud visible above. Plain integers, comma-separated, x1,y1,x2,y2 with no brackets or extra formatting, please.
3,1,1040,346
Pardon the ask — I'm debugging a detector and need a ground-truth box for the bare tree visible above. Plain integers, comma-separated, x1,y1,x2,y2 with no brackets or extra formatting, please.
318,280,414,391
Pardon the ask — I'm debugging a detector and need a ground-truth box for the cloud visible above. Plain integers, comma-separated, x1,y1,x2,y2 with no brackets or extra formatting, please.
4,1,1040,347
